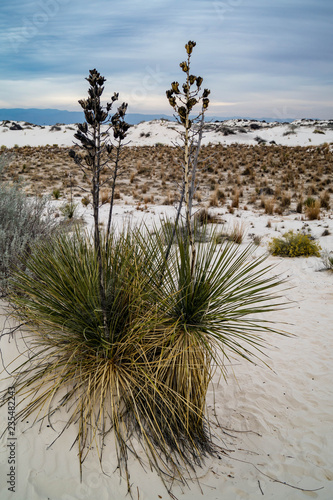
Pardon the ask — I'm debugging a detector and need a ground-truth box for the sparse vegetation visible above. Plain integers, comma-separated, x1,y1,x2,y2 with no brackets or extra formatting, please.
52,187,61,199
306,199,321,220
1,142,332,213
321,250,333,271
60,201,77,219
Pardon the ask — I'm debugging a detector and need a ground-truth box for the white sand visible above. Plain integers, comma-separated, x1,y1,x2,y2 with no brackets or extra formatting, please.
0,123,333,499
1,118,333,148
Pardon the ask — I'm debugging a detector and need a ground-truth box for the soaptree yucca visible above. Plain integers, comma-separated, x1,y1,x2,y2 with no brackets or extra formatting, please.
140,222,288,466
157,40,289,483
3,225,227,491
166,40,210,270
69,69,130,339
4,228,189,489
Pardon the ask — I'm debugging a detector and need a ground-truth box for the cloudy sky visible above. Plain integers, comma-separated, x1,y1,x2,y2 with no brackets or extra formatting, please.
0,0,332,119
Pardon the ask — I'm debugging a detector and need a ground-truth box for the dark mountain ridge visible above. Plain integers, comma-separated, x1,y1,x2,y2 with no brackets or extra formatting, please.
0,108,297,126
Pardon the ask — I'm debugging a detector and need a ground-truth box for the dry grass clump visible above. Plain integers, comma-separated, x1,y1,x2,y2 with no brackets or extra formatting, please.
231,189,240,208
162,191,177,205
215,220,246,245
321,251,333,271
228,220,246,244
209,190,219,207
280,192,291,209
194,208,222,225
100,189,110,204
264,197,275,215
296,198,303,213
320,190,330,210
305,199,321,220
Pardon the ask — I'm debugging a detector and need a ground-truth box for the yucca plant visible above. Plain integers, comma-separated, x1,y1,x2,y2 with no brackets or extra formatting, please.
134,222,288,479
165,41,210,269
69,69,130,338
1,58,290,497
5,228,182,488
4,220,288,493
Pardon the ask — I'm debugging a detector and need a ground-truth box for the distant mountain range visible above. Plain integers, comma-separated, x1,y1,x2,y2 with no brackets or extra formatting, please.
0,108,296,126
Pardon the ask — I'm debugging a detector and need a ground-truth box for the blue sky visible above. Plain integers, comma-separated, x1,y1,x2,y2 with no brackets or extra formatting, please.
0,0,332,118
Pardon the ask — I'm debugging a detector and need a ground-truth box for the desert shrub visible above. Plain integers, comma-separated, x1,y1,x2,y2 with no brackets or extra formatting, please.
215,220,246,245
4,222,287,490
231,189,240,208
269,231,321,257
209,190,219,206
81,196,90,206
296,199,303,213
280,193,291,208
320,190,330,210
304,196,316,207
228,220,246,244
0,182,58,294
264,198,275,215
306,199,321,220
52,188,61,199
60,201,77,219
194,208,221,225
321,251,333,271
252,234,262,246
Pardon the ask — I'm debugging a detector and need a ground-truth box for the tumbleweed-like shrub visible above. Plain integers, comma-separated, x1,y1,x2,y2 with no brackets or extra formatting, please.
269,230,321,257
0,181,58,295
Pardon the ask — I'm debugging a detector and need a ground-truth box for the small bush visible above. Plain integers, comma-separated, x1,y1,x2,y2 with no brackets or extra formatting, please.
306,199,321,220
60,202,77,219
304,196,316,207
252,235,262,246
313,129,325,134
264,198,275,215
269,231,321,257
320,190,330,210
81,196,90,206
322,251,333,271
0,183,58,293
52,188,61,199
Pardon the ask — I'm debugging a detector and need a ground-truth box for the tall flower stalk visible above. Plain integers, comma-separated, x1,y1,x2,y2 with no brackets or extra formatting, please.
69,69,129,341
166,40,210,275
